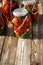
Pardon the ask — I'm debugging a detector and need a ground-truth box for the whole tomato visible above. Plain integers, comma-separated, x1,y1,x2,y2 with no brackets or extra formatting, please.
4,4,10,16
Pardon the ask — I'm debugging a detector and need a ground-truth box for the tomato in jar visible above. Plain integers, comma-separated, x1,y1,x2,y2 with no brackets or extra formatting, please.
22,1,39,26
2,0,11,22
13,17,22,30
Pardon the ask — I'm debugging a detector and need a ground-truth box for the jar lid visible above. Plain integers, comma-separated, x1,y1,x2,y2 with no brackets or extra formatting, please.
13,8,28,17
22,0,36,5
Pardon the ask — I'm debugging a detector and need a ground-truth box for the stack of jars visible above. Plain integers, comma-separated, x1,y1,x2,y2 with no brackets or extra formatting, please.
0,0,39,37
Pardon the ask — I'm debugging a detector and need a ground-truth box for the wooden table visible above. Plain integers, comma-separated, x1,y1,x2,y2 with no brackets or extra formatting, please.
0,4,43,65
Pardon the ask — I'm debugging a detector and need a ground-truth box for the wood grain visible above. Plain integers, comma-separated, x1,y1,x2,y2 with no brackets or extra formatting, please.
39,0,43,4
1,37,18,65
15,38,31,65
32,39,43,65
0,36,5,54
0,36,5,60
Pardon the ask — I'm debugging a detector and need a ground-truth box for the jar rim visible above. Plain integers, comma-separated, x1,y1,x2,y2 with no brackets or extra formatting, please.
13,8,28,17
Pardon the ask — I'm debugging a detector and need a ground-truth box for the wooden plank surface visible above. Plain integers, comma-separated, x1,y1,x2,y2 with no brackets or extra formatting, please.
15,38,31,65
1,37,18,65
0,36,5,65
0,36,5,60
32,39,43,65
0,36,5,55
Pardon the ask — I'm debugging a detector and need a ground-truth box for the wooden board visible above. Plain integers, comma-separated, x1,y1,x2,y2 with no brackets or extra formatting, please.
0,36,5,60
31,39,43,65
39,0,43,4
1,37,18,65
15,38,31,65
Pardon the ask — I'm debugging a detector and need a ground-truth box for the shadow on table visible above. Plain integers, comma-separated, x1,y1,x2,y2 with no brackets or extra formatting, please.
0,28,16,37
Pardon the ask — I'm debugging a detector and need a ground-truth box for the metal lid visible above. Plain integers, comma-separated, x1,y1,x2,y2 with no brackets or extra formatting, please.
22,0,36,5
13,8,28,17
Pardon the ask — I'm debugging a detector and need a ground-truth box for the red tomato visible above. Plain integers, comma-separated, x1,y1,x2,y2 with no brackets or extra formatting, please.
32,12,39,21
13,17,22,30
4,4,10,16
16,25,26,36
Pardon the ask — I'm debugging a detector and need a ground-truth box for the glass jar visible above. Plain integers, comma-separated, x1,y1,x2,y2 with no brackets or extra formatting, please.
22,0,39,26
2,0,12,22
12,8,32,38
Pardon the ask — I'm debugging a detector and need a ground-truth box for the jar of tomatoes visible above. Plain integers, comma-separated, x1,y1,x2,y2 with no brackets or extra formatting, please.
2,0,12,22
12,8,32,38
22,0,39,26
